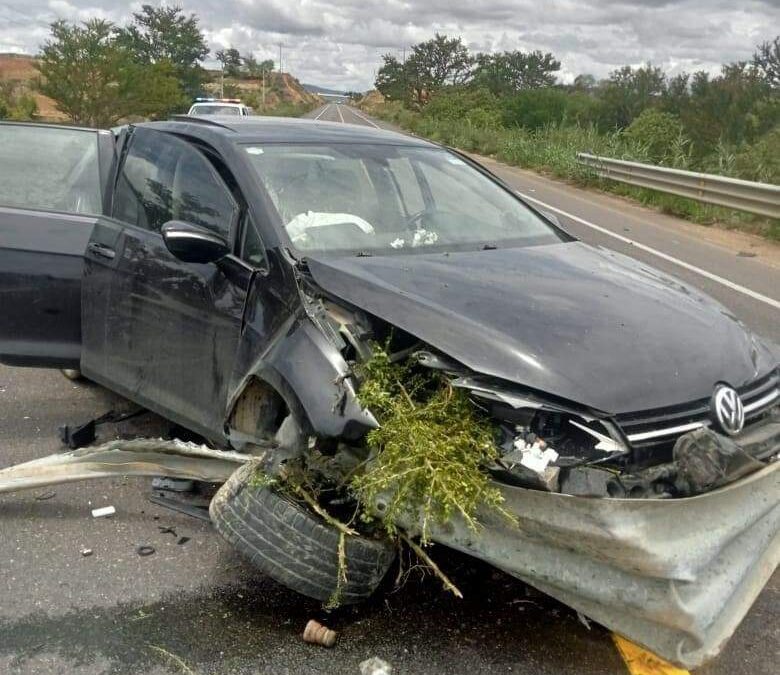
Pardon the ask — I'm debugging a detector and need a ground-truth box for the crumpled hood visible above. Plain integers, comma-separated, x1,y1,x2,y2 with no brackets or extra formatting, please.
306,242,775,414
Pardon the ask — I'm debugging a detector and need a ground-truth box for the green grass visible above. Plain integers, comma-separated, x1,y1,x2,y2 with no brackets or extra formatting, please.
368,101,780,241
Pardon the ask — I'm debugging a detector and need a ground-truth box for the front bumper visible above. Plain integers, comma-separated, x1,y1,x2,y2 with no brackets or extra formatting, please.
426,448,779,668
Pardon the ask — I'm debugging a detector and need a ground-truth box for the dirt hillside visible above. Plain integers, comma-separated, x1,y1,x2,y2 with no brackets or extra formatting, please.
0,53,67,120
204,70,321,108
358,89,385,113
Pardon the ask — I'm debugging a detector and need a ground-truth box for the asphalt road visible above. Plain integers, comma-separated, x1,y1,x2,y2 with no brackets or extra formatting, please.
1,104,778,675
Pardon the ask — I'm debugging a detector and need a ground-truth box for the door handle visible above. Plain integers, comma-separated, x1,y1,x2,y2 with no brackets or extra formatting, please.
87,242,116,260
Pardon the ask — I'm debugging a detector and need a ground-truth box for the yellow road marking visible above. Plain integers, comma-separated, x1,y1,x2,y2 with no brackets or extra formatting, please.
612,634,690,675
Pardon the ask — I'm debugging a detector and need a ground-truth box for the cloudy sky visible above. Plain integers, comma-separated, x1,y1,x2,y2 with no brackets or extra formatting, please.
1,0,778,90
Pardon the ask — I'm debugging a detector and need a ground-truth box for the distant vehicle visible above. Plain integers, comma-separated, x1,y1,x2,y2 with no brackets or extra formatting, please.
187,98,253,116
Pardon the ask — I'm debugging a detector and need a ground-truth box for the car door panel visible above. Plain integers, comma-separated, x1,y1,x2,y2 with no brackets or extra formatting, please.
0,123,112,368
0,208,100,367
81,127,250,440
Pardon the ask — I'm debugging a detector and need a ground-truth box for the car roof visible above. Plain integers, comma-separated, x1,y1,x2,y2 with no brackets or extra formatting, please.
144,115,436,147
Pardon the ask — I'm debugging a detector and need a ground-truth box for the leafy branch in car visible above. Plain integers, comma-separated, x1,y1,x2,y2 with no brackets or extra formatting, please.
351,343,513,545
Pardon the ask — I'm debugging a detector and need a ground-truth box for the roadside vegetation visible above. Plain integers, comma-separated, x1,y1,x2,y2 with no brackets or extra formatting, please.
364,34,780,240
0,5,319,126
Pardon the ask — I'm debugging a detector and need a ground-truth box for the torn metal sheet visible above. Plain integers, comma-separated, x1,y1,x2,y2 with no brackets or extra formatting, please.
418,461,780,669
0,439,249,494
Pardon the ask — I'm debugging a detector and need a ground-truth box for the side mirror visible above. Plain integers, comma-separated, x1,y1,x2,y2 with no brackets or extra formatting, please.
161,220,230,264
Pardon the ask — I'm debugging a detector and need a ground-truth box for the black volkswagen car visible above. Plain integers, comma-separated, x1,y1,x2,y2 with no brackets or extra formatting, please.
0,117,777,668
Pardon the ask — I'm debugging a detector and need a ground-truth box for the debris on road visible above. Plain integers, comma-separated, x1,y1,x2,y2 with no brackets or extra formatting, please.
34,490,56,500
80,548,93,557
177,536,190,546
302,619,337,647
91,505,115,518
151,476,195,493
577,612,592,631
136,545,156,557
360,656,393,675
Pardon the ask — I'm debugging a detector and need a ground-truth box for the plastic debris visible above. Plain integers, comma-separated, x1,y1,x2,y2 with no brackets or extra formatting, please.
136,545,156,557
80,548,93,557
303,619,337,648
577,611,592,630
177,536,190,546
360,657,393,675
152,477,195,493
91,505,116,518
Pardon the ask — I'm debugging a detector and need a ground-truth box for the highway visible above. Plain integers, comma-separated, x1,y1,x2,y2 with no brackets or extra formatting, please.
0,104,776,675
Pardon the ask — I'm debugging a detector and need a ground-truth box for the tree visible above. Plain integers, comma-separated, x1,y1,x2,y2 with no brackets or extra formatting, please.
625,109,686,163
473,50,560,95
242,55,274,79
572,73,597,93
36,19,183,126
596,64,666,129
404,34,474,107
216,48,243,78
682,63,776,155
501,88,569,129
375,54,407,101
662,73,690,116
753,36,780,89
115,4,209,99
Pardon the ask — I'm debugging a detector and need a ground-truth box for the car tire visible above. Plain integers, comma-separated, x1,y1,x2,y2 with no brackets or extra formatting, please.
61,368,83,381
210,462,396,605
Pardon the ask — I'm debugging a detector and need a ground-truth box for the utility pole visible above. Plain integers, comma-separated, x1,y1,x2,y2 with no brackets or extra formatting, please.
220,65,224,98
262,66,266,108
278,43,283,75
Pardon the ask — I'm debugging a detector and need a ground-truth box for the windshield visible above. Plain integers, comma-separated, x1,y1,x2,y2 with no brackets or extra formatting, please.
190,104,240,116
243,144,563,255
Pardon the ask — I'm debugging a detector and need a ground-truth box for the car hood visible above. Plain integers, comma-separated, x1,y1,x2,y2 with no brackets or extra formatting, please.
305,242,775,414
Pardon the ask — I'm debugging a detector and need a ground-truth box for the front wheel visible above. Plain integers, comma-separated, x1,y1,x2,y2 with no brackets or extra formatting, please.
210,462,396,605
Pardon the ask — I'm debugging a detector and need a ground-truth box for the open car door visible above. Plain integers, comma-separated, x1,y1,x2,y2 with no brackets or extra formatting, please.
0,122,114,368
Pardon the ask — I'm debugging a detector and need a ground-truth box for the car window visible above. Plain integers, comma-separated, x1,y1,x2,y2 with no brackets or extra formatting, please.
113,129,238,238
190,105,241,116
243,144,562,254
241,213,267,268
0,124,101,215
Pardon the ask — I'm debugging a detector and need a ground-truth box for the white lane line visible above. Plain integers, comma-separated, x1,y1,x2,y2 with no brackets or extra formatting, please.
345,106,380,128
517,191,780,310
314,104,331,120
336,104,344,123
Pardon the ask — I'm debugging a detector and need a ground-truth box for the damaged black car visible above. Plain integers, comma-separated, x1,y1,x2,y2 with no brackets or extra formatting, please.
0,118,778,669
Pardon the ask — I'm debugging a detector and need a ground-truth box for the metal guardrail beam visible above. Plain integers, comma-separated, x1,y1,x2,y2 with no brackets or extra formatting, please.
576,153,780,219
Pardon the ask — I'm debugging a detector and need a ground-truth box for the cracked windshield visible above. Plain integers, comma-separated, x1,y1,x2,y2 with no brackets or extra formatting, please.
245,144,562,253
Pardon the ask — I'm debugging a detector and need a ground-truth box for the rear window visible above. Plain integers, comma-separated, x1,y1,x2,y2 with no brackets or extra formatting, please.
189,104,241,116
0,125,101,215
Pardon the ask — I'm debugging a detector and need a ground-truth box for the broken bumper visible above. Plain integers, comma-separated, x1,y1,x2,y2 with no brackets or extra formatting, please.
427,459,779,669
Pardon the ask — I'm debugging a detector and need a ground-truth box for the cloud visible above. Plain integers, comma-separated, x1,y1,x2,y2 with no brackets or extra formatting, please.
0,0,777,90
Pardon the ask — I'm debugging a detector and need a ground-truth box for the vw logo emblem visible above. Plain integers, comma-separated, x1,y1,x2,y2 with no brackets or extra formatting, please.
711,385,745,436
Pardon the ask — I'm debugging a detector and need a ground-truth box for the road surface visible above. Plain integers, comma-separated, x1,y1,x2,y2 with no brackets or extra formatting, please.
0,104,777,675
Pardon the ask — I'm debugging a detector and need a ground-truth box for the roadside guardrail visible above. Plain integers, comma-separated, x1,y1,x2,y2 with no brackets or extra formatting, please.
576,153,780,219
